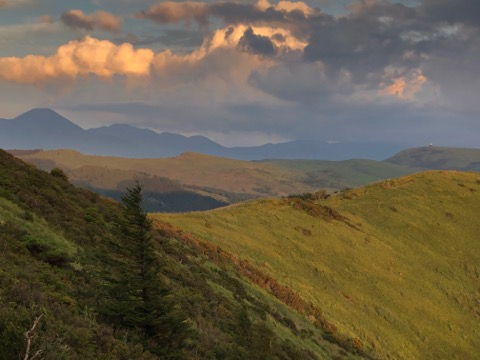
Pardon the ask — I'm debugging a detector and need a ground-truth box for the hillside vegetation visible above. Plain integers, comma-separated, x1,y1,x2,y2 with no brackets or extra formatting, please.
386,146,480,171
260,158,417,189
0,149,370,359
154,171,480,359
14,149,416,204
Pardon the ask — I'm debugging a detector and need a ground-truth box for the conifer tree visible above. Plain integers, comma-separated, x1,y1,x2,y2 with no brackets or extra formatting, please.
106,182,189,358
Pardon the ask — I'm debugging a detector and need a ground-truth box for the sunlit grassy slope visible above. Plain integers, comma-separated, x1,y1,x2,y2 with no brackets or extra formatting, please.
154,171,480,360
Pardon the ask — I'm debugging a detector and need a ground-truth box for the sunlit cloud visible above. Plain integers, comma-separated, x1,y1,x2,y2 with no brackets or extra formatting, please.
256,0,316,16
0,18,308,87
0,36,154,84
379,68,427,99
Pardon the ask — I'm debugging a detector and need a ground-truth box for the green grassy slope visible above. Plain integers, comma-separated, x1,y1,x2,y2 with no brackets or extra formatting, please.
260,158,418,189
0,149,368,359
386,146,480,170
155,171,480,360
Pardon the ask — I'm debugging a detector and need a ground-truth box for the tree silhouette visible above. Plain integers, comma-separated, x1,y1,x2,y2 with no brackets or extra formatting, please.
106,182,189,357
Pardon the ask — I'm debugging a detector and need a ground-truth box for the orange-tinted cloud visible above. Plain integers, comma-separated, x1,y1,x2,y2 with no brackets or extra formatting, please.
61,10,123,32
0,36,154,84
0,19,307,87
380,69,427,99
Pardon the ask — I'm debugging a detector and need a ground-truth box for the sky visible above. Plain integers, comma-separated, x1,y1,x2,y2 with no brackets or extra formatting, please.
0,0,479,147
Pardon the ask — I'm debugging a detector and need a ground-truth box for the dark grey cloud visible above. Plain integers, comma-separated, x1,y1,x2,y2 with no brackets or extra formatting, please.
419,0,480,27
303,2,428,85
209,3,295,24
61,10,95,30
135,1,209,27
61,10,123,32
136,1,315,37
238,27,276,56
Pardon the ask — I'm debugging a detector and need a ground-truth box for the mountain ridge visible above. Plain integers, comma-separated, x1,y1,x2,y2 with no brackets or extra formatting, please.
1,108,405,160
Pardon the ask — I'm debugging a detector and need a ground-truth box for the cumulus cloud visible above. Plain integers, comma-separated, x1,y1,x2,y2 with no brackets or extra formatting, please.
61,10,123,33
0,36,154,84
0,19,308,87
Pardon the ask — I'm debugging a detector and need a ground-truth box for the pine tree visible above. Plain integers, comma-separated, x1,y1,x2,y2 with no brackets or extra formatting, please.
105,183,189,357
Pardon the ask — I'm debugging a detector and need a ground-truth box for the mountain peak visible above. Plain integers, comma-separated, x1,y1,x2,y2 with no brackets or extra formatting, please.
13,108,83,131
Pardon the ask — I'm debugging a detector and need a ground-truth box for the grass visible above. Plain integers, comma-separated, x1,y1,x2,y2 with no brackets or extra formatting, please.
261,158,418,189
0,196,78,265
386,146,480,170
1,148,372,359
153,171,480,360
17,149,417,199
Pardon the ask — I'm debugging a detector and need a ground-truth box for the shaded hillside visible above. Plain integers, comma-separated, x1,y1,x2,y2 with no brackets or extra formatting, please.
154,171,480,360
0,149,368,359
16,149,417,205
386,146,480,171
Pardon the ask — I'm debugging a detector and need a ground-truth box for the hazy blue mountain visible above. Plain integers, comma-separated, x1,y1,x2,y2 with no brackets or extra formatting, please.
0,108,133,155
88,124,224,157
1,108,404,160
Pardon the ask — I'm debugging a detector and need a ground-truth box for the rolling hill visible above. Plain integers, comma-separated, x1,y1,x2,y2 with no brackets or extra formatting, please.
153,171,480,359
13,149,418,206
0,149,370,359
386,146,480,171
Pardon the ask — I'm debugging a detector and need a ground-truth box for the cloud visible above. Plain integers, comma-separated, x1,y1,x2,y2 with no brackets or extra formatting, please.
136,0,317,29
2,0,480,129
0,0,32,8
0,20,308,87
256,0,316,16
0,36,154,84
238,27,276,56
418,0,480,27
135,1,209,26
61,10,123,33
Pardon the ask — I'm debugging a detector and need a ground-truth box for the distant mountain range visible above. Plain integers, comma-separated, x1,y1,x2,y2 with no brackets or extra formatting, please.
0,108,405,160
